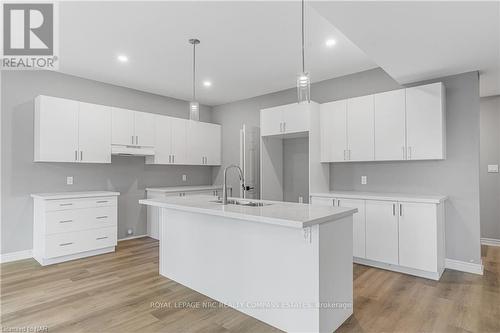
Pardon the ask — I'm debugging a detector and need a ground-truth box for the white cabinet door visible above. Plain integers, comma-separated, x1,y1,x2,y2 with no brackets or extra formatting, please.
282,103,310,134
111,107,134,145
310,196,335,206
365,200,399,265
374,89,406,161
134,111,155,147
347,95,374,161
406,82,445,160
260,108,283,136
35,96,79,162
205,123,221,165
153,115,173,164
78,102,111,163
187,120,204,165
171,118,188,165
398,202,437,272
339,198,366,259
320,100,347,162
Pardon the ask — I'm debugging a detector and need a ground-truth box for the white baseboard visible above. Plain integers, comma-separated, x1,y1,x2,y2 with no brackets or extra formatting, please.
1,249,33,263
354,257,442,280
445,258,484,275
481,238,500,247
118,234,149,242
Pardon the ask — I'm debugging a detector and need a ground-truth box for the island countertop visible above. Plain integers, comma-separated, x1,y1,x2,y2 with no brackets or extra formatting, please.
139,195,357,229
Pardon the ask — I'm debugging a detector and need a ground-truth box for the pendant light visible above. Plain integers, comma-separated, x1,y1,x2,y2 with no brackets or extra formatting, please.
189,38,200,121
297,0,310,104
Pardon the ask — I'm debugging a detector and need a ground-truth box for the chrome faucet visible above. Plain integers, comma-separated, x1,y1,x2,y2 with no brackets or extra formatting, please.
222,164,245,205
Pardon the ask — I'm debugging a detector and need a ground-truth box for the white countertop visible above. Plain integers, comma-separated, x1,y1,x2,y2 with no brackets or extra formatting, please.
310,191,447,204
145,185,225,193
139,195,357,229
31,191,120,200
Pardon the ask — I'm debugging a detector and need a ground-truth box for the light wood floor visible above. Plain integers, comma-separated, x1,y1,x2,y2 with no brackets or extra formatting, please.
1,237,499,333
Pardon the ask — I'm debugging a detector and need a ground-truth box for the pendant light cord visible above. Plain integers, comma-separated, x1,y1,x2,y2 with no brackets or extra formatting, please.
192,43,196,101
301,0,305,73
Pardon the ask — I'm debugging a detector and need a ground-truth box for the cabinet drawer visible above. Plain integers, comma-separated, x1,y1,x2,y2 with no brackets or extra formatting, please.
45,227,117,258
46,197,117,211
45,206,117,234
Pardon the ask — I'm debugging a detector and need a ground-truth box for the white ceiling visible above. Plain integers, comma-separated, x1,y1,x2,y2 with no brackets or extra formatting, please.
58,1,377,106
311,1,500,97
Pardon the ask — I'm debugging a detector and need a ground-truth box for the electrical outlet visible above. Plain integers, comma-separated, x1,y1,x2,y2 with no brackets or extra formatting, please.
127,228,133,236
488,165,499,173
298,196,303,203
361,176,367,185
182,174,187,181
66,176,73,185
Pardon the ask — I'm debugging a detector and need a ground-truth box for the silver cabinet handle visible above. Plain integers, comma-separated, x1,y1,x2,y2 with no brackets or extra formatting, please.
344,150,347,161
96,200,108,203
96,216,108,219
80,151,83,161
136,136,138,145
172,155,175,163
337,199,341,206
59,203,73,206
169,155,172,163
283,122,286,132
131,135,134,144
407,146,412,160
279,122,283,132
59,220,73,224
96,236,108,240
393,203,396,216
400,204,403,216
75,150,78,161
59,242,73,246
402,146,406,160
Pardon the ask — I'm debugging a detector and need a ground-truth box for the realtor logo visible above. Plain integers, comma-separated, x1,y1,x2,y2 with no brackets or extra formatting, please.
1,2,59,69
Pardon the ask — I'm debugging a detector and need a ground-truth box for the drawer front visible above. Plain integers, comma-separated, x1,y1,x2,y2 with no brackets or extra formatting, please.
46,206,117,234
45,227,117,258
46,197,117,211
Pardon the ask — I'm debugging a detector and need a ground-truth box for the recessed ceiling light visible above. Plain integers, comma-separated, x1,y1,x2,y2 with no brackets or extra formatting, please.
117,55,128,63
325,39,337,47
203,81,212,87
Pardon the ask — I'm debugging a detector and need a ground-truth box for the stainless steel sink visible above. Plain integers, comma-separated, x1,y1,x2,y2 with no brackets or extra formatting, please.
211,199,271,207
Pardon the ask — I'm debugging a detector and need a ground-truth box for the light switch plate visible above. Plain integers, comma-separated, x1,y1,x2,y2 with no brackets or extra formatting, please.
488,164,499,173
182,174,187,181
361,176,367,185
66,176,73,185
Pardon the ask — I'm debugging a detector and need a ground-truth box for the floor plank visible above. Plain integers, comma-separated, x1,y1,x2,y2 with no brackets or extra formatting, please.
1,238,499,332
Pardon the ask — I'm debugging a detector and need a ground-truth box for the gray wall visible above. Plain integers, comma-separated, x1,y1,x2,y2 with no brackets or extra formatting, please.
480,96,500,240
1,70,213,254
212,68,482,264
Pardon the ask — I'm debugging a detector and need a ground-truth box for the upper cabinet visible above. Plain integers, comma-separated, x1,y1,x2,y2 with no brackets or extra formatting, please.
111,108,155,147
34,96,111,163
260,103,310,136
374,89,406,161
406,83,445,160
320,82,446,163
188,120,221,165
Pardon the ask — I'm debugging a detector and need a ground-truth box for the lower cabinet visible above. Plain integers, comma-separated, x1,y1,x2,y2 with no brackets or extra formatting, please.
365,200,399,265
32,192,120,266
311,194,445,280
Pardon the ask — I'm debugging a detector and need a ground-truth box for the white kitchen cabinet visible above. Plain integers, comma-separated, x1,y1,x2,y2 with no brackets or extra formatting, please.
146,115,188,165
365,200,399,265
347,95,375,161
338,198,366,259
31,191,119,266
78,102,111,163
320,100,347,162
406,82,445,160
260,103,310,136
35,96,111,163
398,202,438,272
374,89,406,161
188,120,222,165
111,107,135,145
134,111,155,147
170,117,189,164
111,108,155,147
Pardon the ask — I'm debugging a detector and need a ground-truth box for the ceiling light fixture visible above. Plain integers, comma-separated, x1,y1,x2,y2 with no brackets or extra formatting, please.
325,39,336,47
203,80,212,87
188,38,200,121
297,0,310,104
117,55,128,63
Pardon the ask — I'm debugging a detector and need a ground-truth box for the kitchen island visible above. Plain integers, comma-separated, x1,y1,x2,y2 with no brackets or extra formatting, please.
139,195,357,333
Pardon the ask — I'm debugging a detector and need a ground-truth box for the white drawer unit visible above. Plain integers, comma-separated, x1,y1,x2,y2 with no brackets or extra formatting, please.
311,191,446,280
31,191,120,266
